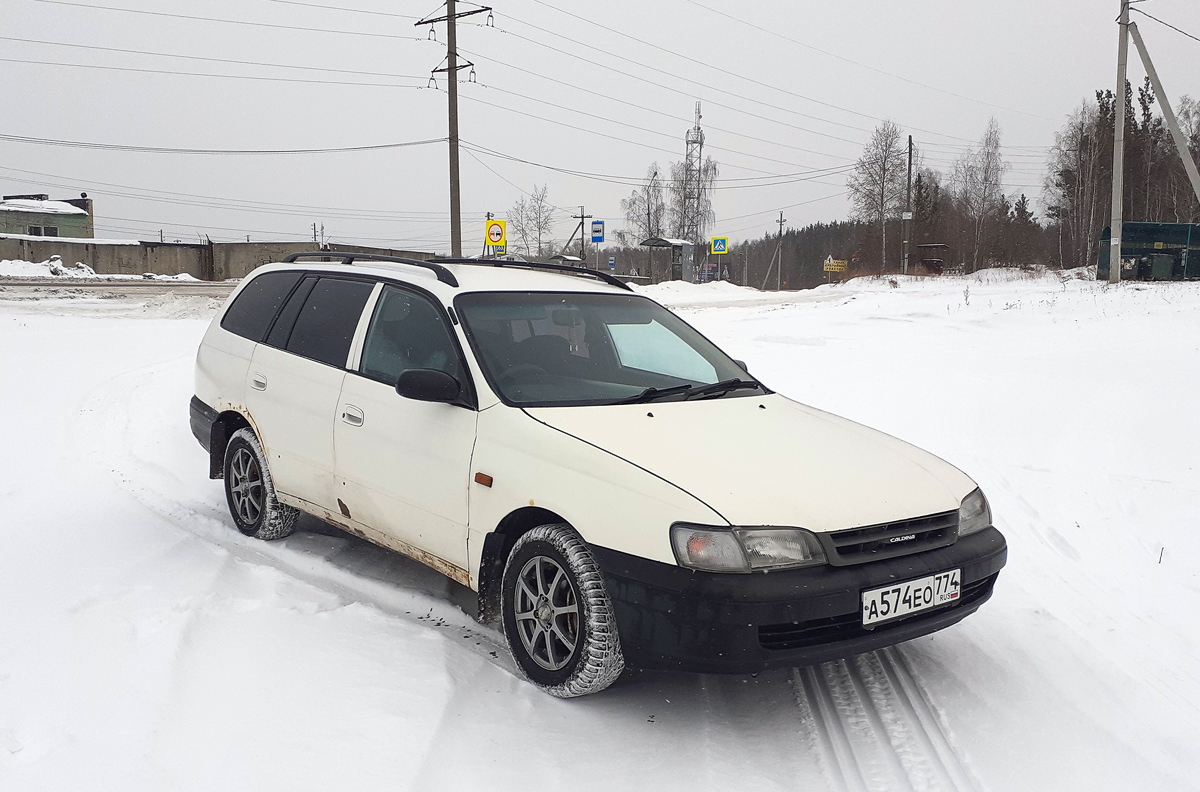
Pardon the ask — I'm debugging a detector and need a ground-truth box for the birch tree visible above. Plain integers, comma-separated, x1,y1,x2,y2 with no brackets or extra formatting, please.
847,120,907,272
952,117,1008,271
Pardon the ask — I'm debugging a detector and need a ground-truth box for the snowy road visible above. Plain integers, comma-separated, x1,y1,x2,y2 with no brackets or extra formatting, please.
1,270,1197,790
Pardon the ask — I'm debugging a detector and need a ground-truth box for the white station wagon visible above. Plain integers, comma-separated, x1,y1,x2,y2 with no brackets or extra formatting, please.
191,254,1007,697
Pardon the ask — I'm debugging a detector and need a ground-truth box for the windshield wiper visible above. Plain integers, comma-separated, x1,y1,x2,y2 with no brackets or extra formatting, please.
684,378,763,400
613,383,694,404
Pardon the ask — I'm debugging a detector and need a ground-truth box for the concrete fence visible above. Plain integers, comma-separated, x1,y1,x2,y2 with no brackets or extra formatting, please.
0,236,432,280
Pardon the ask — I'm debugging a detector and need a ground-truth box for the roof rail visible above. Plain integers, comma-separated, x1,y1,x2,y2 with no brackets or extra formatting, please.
281,252,459,287
433,257,633,292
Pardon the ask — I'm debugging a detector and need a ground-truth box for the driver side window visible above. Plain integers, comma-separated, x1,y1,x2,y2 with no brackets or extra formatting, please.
359,286,461,385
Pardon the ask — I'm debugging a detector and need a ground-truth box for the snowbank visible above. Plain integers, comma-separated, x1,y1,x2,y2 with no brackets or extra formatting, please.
0,257,201,282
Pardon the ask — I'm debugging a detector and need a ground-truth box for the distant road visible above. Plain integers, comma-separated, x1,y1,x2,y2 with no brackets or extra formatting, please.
0,279,237,299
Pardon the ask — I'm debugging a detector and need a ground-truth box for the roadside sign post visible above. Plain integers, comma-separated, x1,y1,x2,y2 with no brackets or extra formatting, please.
710,237,728,281
485,220,506,255
591,221,605,270
608,255,615,270
823,254,848,283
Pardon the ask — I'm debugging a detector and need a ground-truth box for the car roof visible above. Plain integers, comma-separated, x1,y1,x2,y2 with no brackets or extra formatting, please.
247,258,631,301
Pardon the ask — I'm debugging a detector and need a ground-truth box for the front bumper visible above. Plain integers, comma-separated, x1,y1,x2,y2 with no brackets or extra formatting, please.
592,526,1007,673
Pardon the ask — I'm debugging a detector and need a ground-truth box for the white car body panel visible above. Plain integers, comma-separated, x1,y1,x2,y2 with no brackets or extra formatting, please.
334,372,477,571
245,344,345,510
466,404,726,583
526,393,976,533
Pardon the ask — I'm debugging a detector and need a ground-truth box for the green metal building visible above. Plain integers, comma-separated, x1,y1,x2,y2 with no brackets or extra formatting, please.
1097,222,1200,280
0,193,94,239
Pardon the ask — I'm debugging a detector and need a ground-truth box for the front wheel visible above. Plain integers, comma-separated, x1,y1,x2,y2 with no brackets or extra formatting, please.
501,524,625,697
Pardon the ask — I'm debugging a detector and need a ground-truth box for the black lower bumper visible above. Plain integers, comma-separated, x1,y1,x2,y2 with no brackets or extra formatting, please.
190,395,218,452
592,527,1007,674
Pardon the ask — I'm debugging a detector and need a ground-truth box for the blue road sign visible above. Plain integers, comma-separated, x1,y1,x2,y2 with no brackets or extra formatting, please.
591,220,605,243
710,237,728,255
608,255,615,269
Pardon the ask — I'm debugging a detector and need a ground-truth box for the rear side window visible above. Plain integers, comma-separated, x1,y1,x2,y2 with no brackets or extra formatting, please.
264,276,317,349
221,270,303,342
285,277,374,368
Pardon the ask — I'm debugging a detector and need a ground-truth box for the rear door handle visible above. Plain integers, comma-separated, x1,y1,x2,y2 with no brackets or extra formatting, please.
251,372,268,391
341,405,364,427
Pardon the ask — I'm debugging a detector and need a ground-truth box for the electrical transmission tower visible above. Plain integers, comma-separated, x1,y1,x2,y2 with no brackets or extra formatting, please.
680,102,706,244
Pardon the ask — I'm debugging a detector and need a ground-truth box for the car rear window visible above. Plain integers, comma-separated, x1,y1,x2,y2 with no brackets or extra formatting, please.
285,277,374,368
220,270,304,342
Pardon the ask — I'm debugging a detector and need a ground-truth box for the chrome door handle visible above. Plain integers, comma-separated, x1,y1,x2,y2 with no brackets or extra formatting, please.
341,405,364,427
251,373,268,391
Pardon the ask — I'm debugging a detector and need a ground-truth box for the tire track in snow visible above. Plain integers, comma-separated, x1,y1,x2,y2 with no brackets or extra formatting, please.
77,353,515,673
793,647,983,792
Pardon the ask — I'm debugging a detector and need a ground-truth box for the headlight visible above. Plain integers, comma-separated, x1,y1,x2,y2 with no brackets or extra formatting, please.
671,524,827,573
958,488,992,536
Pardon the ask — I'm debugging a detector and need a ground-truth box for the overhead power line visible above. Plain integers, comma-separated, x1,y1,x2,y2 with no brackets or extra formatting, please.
33,0,430,42
683,0,1054,121
0,57,426,88
261,0,419,20
1131,8,1200,45
0,133,447,155
2,36,425,81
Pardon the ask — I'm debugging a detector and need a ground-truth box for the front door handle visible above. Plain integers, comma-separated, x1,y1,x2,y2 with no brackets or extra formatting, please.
251,372,268,391
341,404,364,427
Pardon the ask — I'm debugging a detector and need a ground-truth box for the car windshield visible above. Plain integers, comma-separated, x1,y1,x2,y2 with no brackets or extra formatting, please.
454,291,766,407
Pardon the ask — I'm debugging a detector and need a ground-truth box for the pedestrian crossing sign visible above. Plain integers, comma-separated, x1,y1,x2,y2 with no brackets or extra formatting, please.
710,237,728,255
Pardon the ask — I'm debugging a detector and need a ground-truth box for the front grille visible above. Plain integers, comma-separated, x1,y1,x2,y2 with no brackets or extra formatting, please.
820,510,958,566
758,573,997,651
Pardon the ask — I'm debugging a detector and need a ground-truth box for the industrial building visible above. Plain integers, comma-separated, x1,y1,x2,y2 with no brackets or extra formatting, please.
0,193,94,238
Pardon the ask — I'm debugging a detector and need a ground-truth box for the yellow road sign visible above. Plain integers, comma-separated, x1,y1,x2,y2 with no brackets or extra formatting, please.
486,220,506,247
710,237,729,255
823,256,848,272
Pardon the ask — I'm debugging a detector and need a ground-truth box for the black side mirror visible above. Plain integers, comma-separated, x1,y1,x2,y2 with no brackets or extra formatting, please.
396,368,461,403
733,359,750,374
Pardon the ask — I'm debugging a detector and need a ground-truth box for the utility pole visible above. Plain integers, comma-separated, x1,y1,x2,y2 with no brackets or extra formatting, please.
571,206,592,260
776,211,785,290
904,135,913,276
482,211,493,257
761,213,786,291
1109,0,1130,284
417,2,491,258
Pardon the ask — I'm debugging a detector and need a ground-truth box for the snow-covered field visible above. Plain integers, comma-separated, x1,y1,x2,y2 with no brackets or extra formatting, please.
1,270,1197,791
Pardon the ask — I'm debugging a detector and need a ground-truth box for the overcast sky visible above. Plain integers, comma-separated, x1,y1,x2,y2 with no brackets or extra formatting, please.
3,0,1198,254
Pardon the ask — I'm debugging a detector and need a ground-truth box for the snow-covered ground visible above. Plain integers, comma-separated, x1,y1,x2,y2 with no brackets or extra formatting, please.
1,269,1197,791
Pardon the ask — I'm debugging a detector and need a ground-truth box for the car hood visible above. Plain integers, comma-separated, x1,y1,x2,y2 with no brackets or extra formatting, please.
524,393,976,532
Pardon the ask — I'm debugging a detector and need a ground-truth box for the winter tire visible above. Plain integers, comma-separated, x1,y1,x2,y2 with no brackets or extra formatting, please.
223,427,299,540
501,524,625,697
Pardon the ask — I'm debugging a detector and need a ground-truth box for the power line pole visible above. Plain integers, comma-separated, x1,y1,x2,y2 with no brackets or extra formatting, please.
1108,0,1130,284
482,211,493,256
571,206,592,260
904,134,913,276
777,211,785,290
417,2,491,258
762,212,785,290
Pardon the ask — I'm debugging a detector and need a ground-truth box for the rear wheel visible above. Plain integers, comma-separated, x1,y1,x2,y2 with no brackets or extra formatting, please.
501,524,624,697
223,428,298,540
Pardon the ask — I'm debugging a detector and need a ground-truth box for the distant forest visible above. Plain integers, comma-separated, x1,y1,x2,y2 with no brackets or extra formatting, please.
588,78,1199,289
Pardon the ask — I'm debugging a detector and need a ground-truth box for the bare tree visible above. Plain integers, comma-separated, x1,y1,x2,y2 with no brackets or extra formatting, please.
527,184,555,258
505,197,532,256
847,120,907,271
667,156,718,243
619,164,666,244
952,117,1008,271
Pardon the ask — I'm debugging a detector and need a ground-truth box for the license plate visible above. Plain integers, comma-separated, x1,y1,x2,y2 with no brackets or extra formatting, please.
861,569,960,627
